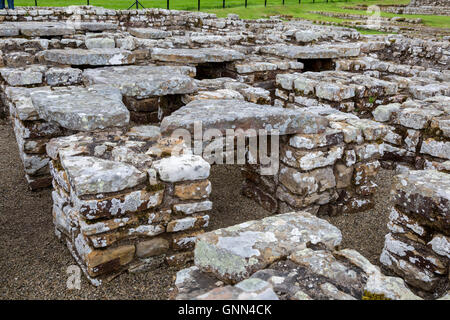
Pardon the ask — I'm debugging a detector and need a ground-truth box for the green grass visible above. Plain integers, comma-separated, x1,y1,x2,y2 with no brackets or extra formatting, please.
13,0,450,29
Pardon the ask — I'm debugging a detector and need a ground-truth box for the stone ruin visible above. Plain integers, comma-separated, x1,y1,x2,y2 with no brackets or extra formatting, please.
0,6,448,300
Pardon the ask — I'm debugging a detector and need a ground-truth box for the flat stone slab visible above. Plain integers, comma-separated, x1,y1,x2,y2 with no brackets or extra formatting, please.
129,28,172,39
11,22,75,37
277,70,398,100
61,156,147,197
160,99,329,136
260,43,360,59
0,65,46,86
83,65,197,98
194,211,342,283
43,49,135,66
74,22,118,31
0,24,19,37
30,85,130,131
151,48,245,64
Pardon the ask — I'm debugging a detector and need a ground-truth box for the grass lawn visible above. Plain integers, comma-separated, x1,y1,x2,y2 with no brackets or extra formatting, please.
13,0,450,29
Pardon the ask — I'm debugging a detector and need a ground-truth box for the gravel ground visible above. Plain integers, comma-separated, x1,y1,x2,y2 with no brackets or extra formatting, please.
0,120,392,299
324,168,392,266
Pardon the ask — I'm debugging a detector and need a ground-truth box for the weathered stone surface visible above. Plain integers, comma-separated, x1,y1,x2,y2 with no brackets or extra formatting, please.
0,24,19,37
74,188,164,220
289,248,363,293
279,165,336,195
428,234,450,259
45,67,82,86
173,201,213,215
17,22,75,37
195,278,279,300
167,215,210,232
85,37,115,49
420,139,450,160
129,28,172,39
174,266,222,300
160,99,328,136
380,233,442,291
194,211,342,283
74,234,134,277
83,65,196,98
136,238,170,258
43,48,135,66
373,103,401,122
392,170,450,231
281,145,344,170
174,180,212,200
30,85,129,131
346,119,388,141
288,129,344,150
397,108,444,130
151,48,245,64
61,156,147,197
75,22,118,32
260,43,360,59
364,270,422,300
0,65,45,86
153,155,210,183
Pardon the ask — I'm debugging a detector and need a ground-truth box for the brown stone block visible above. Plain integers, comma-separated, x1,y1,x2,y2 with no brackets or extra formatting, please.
174,180,211,200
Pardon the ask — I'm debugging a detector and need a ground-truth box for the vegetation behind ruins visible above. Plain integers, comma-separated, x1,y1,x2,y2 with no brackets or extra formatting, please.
13,0,450,29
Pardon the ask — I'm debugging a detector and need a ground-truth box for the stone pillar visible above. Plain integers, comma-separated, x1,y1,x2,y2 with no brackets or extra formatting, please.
381,170,449,297
47,126,213,285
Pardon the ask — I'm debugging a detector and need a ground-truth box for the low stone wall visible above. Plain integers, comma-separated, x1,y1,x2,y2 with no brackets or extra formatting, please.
243,119,387,216
47,126,212,285
381,170,449,298
0,6,277,34
373,96,450,171
378,35,449,70
409,0,450,6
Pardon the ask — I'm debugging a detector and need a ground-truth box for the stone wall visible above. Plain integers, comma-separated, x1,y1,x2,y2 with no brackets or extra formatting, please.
373,96,450,171
381,170,449,298
47,126,212,285
243,120,386,216
409,0,450,7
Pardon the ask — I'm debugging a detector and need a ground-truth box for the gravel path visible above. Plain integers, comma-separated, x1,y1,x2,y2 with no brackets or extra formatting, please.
0,120,392,299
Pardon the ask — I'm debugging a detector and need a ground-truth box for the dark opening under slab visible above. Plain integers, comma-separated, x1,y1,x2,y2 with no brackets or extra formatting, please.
298,58,334,72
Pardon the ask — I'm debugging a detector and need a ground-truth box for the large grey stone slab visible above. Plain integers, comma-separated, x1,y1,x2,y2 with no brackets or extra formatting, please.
160,99,328,136
30,85,129,131
129,28,172,39
194,211,342,283
43,49,135,66
73,22,118,31
151,48,245,64
17,22,75,37
61,156,147,197
260,43,360,59
82,65,196,98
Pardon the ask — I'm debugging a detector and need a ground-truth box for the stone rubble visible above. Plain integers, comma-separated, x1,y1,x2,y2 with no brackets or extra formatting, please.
174,211,421,300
